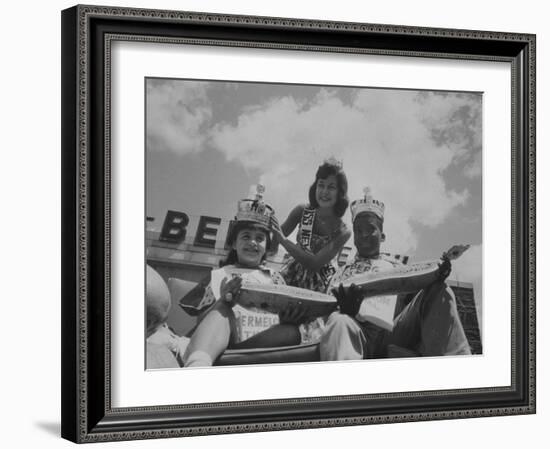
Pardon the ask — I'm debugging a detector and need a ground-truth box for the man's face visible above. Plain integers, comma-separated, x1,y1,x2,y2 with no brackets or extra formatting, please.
353,213,385,258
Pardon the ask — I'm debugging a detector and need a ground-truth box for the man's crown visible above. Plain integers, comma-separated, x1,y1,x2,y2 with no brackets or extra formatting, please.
236,184,274,228
350,187,385,222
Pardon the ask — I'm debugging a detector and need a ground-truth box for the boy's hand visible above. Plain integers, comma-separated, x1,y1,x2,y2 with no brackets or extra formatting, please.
331,283,363,317
220,276,242,307
279,302,307,325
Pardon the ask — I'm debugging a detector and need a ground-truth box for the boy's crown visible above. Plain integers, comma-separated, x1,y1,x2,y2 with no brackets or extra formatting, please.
350,187,385,222
236,184,274,228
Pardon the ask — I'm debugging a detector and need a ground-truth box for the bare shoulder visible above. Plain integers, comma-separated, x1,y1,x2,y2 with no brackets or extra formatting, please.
288,203,307,221
281,203,307,234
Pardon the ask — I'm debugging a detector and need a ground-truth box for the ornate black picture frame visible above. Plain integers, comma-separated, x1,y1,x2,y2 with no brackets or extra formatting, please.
61,4,535,443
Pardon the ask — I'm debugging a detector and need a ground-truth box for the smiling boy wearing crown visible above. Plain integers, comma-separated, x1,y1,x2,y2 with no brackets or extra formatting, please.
182,185,306,367
320,188,472,360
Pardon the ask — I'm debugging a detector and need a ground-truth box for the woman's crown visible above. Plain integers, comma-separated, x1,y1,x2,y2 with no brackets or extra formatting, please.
323,155,343,169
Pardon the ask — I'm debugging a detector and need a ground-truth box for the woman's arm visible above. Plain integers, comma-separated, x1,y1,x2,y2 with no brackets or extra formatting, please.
280,204,304,237
269,204,304,255
272,218,351,272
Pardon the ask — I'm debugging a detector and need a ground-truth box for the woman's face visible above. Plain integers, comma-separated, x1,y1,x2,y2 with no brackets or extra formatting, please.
315,174,338,209
233,227,268,267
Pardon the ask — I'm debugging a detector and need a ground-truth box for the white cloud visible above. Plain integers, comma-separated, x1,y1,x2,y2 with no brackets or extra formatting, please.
417,92,482,176
450,244,482,285
464,151,482,178
146,79,212,154
209,88,473,253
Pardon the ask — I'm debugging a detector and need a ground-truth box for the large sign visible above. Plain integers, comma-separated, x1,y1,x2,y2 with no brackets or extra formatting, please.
159,210,231,249
153,210,352,265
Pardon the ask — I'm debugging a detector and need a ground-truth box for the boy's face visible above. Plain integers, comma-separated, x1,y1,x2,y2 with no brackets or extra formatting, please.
233,227,268,267
353,213,385,258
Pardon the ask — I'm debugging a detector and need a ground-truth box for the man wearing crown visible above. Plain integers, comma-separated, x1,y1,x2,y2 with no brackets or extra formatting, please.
320,188,471,360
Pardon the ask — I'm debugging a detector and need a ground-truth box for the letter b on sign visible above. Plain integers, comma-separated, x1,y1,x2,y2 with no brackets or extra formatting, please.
160,210,189,243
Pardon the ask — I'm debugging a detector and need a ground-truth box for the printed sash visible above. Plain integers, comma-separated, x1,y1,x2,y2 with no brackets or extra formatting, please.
298,207,335,287
298,207,315,250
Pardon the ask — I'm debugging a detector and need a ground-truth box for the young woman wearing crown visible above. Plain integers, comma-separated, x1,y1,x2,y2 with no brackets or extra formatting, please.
270,158,352,342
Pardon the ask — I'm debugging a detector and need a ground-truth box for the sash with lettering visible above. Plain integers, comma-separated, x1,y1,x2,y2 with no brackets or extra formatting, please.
298,207,336,287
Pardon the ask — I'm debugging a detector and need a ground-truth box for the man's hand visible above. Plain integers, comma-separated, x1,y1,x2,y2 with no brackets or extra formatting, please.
279,302,307,325
331,283,363,317
220,276,242,307
437,255,452,281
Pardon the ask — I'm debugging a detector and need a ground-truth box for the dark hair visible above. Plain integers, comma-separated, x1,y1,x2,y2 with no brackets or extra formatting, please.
308,161,349,217
220,221,271,267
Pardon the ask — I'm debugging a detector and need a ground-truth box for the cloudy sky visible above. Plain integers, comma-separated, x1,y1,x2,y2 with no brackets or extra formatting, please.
146,78,482,318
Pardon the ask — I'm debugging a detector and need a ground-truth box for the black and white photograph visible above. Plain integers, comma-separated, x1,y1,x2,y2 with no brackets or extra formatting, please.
52,1,538,445
145,78,483,369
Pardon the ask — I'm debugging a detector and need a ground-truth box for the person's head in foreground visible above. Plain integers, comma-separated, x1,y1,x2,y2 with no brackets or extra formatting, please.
350,187,386,258
146,264,171,338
